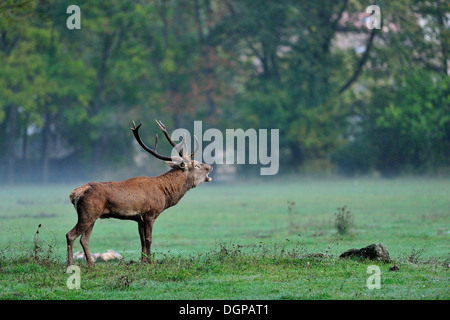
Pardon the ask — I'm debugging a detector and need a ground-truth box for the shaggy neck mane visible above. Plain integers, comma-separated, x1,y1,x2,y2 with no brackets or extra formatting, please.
156,168,194,209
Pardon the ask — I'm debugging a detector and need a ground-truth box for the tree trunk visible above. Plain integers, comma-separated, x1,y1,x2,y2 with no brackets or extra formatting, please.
7,105,17,184
289,142,304,169
41,104,50,184
21,114,28,160
436,0,448,75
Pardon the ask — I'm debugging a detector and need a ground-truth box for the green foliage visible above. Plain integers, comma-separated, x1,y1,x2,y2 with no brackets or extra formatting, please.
0,0,448,181
228,1,353,168
373,70,449,173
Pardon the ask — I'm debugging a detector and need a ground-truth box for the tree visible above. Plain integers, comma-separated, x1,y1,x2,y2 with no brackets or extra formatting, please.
0,0,93,183
210,0,374,171
337,0,450,175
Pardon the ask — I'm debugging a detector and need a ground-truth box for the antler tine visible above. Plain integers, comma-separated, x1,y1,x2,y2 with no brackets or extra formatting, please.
131,120,141,131
155,119,166,130
173,133,188,158
155,119,184,157
155,119,176,146
131,121,174,162
191,135,199,158
182,133,188,157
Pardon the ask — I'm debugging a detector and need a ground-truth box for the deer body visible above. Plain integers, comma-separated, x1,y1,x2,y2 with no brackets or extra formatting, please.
71,172,190,220
66,121,212,266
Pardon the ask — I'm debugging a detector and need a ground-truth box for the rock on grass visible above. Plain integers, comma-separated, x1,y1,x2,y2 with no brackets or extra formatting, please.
339,243,391,263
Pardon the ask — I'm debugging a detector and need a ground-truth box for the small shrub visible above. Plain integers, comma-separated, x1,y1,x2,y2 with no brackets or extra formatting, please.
106,274,134,291
30,224,56,266
33,224,43,260
408,247,426,264
334,205,353,235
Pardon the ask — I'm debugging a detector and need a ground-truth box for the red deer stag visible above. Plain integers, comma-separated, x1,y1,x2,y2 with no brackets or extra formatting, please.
66,120,212,266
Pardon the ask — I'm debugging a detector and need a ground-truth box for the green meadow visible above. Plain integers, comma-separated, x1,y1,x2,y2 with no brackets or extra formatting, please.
0,177,448,299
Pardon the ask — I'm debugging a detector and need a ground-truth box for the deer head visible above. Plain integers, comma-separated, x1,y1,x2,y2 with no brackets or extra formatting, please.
131,120,213,187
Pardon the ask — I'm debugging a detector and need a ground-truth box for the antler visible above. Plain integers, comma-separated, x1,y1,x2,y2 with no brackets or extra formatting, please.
131,121,174,162
191,135,199,158
154,120,180,153
132,120,199,161
155,119,199,159
155,119,190,158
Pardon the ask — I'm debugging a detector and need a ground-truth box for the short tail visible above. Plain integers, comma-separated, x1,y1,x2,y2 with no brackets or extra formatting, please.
69,184,91,209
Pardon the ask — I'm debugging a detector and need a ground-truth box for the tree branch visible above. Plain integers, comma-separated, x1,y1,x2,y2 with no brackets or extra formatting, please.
436,0,448,75
338,28,376,94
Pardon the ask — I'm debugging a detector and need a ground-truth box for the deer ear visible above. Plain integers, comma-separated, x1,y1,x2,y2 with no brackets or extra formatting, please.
165,158,188,171
165,161,177,168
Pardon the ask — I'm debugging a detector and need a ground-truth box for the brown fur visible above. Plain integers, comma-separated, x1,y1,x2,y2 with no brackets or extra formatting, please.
66,163,212,266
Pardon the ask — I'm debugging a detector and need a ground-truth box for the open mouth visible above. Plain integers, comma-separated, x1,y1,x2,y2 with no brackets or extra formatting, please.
205,167,213,182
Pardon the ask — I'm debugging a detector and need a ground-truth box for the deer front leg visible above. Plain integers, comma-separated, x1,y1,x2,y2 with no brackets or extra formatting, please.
137,220,147,262
143,216,155,262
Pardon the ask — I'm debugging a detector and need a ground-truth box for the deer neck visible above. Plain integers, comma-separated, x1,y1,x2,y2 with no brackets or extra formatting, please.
158,168,194,209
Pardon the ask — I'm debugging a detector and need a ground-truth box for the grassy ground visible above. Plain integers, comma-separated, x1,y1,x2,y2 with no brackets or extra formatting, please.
0,177,448,299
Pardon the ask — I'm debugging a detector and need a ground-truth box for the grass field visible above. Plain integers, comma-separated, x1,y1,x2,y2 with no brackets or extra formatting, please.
0,177,448,300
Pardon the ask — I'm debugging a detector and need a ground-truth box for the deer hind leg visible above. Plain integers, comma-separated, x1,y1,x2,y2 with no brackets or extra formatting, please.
66,224,82,266
80,223,95,267
66,205,99,266
66,220,96,266
67,221,93,266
